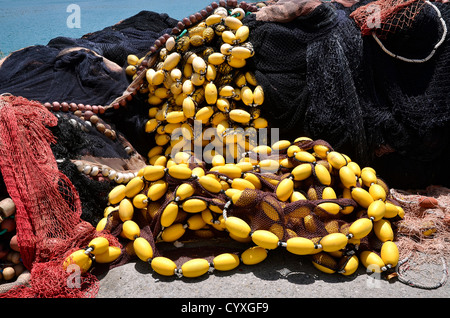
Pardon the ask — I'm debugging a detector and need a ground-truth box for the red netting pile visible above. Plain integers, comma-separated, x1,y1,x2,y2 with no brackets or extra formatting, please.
350,0,427,39
0,95,119,298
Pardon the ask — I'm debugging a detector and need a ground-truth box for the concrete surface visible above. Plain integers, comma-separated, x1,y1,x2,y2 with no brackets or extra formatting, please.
96,239,449,301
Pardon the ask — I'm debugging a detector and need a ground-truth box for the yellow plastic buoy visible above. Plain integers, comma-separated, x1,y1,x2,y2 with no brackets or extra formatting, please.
63,250,92,273
339,166,357,188
187,213,207,230
384,202,400,218
241,246,267,265
161,202,179,228
367,200,386,221
95,246,121,263
291,164,312,181
143,165,166,182
133,237,154,262
313,144,330,159
168,165,192,180
295,151,316,163
327,151,347,170
317,202,341,215
360,251,386,273
122,220,140,240
132,194,149,209
182,199,208,213
276,178,294,202
286,237,316,255
231,178,255,190
198,176,222,193
369,184,387,201
361,168,377,187
225,216,251,239
229,109,251,124
314,164,331,186
351,187,374,209
175,183,195,200
119,198,134,222
88,237,110,255
147,180,168,201
373,219,394,242
181,259,210,278
319,233,348,252
217,164,242,179
348,218,373,239
213,253,240,271
161,223,186,242
380,241,399,267
322,187,337,200
108,185,126,205
151,257,177,276
124,177,144,198
340,255,359,276
251,230,279,250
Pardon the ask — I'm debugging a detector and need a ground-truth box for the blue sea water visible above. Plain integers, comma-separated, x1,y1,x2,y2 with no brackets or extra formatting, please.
0,0,259,56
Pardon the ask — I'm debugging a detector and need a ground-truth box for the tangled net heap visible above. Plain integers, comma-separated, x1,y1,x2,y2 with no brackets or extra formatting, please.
61,1,407,279
0,95,121,297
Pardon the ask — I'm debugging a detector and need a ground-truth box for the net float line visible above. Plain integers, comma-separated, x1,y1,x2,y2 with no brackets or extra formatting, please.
95,135,406,278
37,100,147,184
125,7,268,164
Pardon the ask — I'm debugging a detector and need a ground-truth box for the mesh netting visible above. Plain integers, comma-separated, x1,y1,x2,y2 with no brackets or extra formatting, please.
350,0,427,39
98,135,404,278
0,95,120,297
389,186,449,288
391,186,450,261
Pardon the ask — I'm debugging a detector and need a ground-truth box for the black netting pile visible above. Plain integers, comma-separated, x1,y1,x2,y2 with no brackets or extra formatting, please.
0,11,177,108
245,1,450,189
0,2,449,228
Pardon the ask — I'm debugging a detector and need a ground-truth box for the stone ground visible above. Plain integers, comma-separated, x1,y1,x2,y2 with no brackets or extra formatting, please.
96,239,449,301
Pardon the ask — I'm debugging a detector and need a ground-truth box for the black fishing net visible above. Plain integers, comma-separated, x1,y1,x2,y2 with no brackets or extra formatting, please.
246,1,450,189
0,11,177,106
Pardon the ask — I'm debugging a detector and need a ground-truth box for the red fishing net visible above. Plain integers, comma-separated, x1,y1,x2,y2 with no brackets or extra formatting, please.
350,0,427,39
0,95,118,298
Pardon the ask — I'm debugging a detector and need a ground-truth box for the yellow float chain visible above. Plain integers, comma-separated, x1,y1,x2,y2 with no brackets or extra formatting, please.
99,134,404,279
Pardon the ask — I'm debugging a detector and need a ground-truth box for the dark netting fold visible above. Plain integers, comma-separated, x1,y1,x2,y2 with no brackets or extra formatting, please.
245,2,450,188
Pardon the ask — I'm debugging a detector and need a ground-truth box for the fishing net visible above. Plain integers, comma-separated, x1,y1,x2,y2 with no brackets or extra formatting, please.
0,95,120,297
0,11,177,106
389,186,449,289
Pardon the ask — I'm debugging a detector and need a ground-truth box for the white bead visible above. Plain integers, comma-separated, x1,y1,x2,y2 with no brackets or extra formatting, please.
102,167,110,177
115,173,124,183
108,170,117,180
82,165,92,175
90,166,99,177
